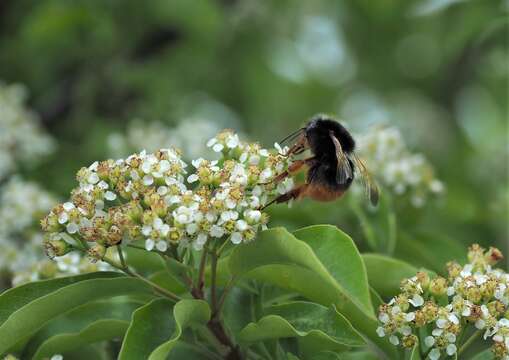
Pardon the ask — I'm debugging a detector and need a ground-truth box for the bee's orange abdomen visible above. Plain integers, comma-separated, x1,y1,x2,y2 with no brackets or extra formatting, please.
304,184,345,202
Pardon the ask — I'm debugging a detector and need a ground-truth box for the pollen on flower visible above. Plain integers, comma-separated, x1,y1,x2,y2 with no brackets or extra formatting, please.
42,130,293,258
377,244,509,359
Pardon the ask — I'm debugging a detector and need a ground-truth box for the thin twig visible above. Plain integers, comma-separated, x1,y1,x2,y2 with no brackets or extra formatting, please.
102,257,181,302
214,276,237,319
194,240,209,298
210,250,218,313
117,245,127,269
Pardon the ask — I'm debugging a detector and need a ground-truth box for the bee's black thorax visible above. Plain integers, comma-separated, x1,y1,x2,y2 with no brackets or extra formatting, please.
304,115,355,190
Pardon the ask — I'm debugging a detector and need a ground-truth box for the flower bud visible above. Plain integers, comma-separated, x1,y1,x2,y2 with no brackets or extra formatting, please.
87,244,107,263
416,272,430,290
44,238,72,258
402,334,418,348
430,277,447,297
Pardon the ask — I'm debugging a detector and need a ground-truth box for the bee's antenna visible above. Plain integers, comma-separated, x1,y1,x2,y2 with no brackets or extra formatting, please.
279,127,305,145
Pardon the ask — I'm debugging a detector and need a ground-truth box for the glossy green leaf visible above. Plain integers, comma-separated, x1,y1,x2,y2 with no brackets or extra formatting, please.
293,225,373,315
118,298,211,360
0,275,151,354
228,227,396,357
362,254,418,298
118,298,174,360
470,349,495,360
25,299,142,359
34,320,127,359
149,270,187,294
339,350,379,360
0,272,121,326
369,287,384,310
149,299,211,360
240,301,364,357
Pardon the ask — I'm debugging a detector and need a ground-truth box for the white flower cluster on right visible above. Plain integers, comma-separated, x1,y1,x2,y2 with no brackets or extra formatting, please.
377,244,508,359
0,82,55,180
42,129,293,260
356,125,444,207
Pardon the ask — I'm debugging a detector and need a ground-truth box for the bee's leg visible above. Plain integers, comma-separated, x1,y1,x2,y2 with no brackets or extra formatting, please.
260,184,308,209
261,157,315,185
285,135,308,157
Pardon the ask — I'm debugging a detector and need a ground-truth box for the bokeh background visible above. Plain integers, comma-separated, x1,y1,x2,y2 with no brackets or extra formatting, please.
0,0,507,287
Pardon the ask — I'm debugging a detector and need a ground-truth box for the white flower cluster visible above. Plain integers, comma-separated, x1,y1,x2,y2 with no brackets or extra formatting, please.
107,118,222,160
356,125,443,207
0,177,113,287
42,130,292,257
0,178,56,279
377,245,508,359
0,177,56,235
0,82,55,180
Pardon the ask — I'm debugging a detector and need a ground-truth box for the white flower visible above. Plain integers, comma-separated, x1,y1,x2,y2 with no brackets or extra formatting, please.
187,174,199,183
104,191,117,201
50,355,64,360
145,239,155,251
409,294,424,307
212,143,224,152
446,344,457,356
429,348,440,360
156,241,168,252
376,326,385,337
424,336,435,347
231,232,243,244
379,312,390,324
389,335,399,345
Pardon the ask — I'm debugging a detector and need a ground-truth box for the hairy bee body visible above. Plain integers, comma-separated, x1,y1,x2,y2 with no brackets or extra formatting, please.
264,114,379,208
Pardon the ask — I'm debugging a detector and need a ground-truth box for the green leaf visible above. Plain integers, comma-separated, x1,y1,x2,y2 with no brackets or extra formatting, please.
228,227,396,357
395,232,467,274
293,225,373,315
470,349,495,360
34,320,127,359
369,287,384,310
25,299,143,359
149,270,187,294
0,275,149,354
0,272,121,326
118,298,211,360
362,254,418,298
339,350,379,360
240,301,364,358
118,298,174,360
149,299,211,360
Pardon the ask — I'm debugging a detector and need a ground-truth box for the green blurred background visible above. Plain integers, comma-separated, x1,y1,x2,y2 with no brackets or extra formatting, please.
1,0,507,270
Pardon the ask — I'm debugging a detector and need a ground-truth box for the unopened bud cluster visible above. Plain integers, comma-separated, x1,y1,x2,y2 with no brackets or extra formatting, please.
42,130,292,258
377,244,508,359
356,126,444,207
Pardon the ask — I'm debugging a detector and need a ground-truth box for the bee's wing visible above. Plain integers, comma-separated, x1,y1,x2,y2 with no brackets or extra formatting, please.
352,153,379,206
329,132,353,184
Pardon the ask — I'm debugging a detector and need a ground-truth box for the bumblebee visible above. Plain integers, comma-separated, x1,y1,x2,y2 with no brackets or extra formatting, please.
265,114,379,207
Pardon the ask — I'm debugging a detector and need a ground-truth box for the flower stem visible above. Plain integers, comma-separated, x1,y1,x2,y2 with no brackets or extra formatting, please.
215,276,237,319
458,329,482,356
211,250,218,313
102,257,181,302
117,245,127,268
193,240,209,299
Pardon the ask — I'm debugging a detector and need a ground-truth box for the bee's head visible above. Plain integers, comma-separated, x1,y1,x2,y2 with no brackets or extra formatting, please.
306,114,355,154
